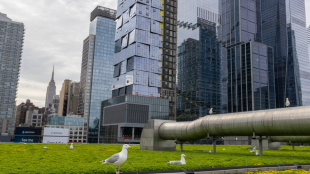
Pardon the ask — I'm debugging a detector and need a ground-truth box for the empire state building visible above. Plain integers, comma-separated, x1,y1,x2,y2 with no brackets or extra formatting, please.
45,66,56,113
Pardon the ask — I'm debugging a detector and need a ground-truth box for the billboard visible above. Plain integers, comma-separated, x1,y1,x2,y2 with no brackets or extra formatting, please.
43,128,69,144
14,127,42,143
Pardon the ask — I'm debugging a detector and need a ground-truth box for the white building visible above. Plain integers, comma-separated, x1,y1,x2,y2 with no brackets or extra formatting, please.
25,107,43,127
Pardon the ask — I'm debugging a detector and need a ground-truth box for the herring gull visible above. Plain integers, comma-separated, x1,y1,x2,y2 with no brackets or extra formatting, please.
100,144,132,174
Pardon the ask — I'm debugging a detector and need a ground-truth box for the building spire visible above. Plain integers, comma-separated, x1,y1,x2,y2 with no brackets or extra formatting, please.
51,65,54,82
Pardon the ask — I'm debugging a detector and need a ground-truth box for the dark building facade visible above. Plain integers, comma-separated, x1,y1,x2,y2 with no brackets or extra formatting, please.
177,20,222,117
99,95,169,143
226,41,275,112
258,0,310,107
220,0,310,112
220,0,276,113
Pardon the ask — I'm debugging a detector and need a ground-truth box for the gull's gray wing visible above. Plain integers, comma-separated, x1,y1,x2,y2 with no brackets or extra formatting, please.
169,161,182,165
105,153,120,164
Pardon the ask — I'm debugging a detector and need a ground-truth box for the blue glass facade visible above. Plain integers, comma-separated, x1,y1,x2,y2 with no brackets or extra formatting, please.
46,116,84,126
112,0,178,120
78,6,116,143
177,20,222,117
112,0,164,99
88,16,116,143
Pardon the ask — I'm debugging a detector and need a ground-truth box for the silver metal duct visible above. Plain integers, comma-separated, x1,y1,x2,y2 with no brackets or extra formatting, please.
270,136,310,143
159,106,310,141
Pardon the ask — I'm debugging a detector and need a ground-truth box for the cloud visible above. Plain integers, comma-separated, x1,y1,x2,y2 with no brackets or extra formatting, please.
0,0,117,107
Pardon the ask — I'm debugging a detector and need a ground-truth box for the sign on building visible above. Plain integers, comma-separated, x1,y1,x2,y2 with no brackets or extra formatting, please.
14,127,42,143
43,128,69,144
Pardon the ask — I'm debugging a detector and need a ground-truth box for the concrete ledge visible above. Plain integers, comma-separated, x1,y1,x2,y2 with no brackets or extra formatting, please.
105,163,310,174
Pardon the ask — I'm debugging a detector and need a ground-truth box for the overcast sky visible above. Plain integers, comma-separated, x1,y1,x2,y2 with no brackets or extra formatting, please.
1,0,310,107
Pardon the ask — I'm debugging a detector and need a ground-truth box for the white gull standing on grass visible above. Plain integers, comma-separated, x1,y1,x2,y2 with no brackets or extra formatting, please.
70,143,74,150
167,154,186,165
100,144,132,174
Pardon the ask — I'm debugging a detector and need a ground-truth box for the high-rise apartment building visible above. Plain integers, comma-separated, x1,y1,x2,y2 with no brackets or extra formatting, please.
67,82,80,115
0,13,24,135
78,6,116,143
176,0,222,117
258,0,310,107
45,66,56,114
220,0,276,112
307,25,310,59
113,0,177,120
58,79,71,116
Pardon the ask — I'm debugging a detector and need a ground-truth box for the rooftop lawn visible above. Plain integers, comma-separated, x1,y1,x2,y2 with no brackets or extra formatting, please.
0,144,310,174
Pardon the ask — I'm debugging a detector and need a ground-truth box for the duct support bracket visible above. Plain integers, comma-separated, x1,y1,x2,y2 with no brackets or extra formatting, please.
259,136,263,156
213,138,216,154
175,138,188,152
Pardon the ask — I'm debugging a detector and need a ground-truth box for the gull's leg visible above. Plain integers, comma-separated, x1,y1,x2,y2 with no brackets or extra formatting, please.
116,166,119,174
119,165,122,173
114,165,117,174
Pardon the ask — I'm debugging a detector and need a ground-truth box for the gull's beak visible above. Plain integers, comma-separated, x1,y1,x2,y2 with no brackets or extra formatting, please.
184,156,186,157
129,146,132,149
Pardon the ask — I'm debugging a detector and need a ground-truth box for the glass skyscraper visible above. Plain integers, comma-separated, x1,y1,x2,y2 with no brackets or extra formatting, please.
258,0,310,107
176,0,222,117
78,6,116,143
113,0,178,120
0,13,24,135
177,20,222,117
220,0,276,113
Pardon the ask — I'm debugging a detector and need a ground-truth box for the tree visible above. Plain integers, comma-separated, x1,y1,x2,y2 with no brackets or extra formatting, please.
186,114,191,118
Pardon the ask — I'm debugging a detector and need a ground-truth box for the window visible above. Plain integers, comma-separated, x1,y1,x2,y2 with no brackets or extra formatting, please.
33,115,37,119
